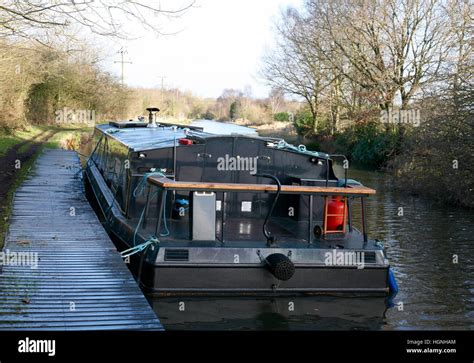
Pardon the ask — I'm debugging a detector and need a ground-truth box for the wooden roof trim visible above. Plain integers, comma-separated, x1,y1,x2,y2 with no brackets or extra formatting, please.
147,176,376,195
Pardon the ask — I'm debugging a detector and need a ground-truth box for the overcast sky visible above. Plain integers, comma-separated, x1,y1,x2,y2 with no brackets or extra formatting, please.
104,0,303,99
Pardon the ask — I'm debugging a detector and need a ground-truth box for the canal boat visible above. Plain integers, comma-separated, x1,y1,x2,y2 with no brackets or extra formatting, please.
84,108,397,295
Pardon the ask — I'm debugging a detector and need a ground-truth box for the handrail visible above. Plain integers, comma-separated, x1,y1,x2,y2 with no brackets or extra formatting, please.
147,176,376,196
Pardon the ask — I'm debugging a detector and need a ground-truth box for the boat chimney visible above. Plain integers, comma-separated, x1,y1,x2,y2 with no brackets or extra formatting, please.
146,107,160,128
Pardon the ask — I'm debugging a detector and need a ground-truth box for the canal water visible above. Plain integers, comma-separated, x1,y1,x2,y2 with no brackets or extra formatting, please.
149,166,474,330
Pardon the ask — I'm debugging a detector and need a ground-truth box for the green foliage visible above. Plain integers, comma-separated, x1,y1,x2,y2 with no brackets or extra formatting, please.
202,110,216,120
0,40,129,129
331,121,401,167
25,51,130,124
293,107,314,135
304,139,321,152
391,86,474,207
0,125,45,155
305,116,403,168
0,136,20,155
229,101,239,121
273,112,290,122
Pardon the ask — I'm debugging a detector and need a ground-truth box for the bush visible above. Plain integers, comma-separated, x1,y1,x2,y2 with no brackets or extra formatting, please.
0,40,129,128
332,121,401,167
202,110,216,120
229,101,239,121
293,108,314,135
390,86,474,207
274,112,290,122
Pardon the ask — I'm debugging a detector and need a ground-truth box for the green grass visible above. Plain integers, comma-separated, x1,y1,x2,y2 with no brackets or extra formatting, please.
0,137,21,155
43,125,93,149
43,130,76,149
0,124,94,154
0,125,45,155
17,142,32,154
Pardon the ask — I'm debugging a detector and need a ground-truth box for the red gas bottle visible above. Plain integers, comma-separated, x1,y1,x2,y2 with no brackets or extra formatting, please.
326,196,345,231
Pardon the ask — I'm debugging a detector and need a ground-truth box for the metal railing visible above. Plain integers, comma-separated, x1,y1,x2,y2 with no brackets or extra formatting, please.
145,177,374,244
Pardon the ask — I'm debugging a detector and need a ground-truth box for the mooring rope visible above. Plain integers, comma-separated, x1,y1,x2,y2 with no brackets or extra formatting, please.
132,189,158,246
133,171,166,197
273,139,329,159
120,237,159,259
131,171,170,245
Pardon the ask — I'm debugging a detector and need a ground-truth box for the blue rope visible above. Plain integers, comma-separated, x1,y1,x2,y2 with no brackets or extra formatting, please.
121,237,159,258
133,171,166,198
105,128,120,134
132,171,170,241
127,188,167,258
274,140,329,159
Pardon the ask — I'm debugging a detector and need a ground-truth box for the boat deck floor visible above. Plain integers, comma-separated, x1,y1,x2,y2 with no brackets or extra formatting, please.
0,149,163,330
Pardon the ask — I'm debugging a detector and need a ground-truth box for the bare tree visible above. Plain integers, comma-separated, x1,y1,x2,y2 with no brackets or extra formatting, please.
308,0,448,110
0,0,194,40
261,7,334,132
0,0,195,128
442,0,473,104
268,87,284,115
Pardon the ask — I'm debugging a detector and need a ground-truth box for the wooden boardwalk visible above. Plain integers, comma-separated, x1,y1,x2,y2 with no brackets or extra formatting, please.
0,149,163,330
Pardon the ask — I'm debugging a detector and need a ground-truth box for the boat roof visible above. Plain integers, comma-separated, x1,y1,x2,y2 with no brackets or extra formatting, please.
95,120,330,159
95,122,270,152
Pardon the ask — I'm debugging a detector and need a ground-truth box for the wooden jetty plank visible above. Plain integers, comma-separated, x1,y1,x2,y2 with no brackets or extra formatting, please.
0,149,163,331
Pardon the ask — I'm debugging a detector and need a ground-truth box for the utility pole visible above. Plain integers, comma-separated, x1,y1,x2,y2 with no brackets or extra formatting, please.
157,75,167,105
114,48,132,87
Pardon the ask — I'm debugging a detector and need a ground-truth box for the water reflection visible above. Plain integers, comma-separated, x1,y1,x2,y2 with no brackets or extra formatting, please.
149,295,390,330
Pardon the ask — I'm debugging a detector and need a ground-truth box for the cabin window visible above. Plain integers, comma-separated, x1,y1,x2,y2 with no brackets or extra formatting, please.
90,131,130,214
90,131,105,167
91,134,109,174
104,138,129,212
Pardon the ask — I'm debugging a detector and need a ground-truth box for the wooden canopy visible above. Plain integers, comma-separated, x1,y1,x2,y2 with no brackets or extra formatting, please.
147,176,376,196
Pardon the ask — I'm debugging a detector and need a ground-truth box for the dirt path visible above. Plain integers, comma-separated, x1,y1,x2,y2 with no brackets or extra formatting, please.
0,130,56,243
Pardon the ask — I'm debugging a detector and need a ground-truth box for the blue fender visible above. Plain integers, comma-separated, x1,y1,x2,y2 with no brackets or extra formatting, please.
388,268,399,294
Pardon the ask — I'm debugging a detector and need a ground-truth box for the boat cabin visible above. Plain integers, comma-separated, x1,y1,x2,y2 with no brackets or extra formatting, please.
88,120,374,248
